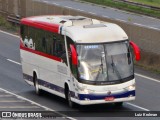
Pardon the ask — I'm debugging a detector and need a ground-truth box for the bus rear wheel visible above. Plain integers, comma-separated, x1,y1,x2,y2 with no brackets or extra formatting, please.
34,74,41,95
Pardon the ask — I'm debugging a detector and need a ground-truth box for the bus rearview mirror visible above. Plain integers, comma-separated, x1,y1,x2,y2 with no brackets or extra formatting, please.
70,44,78,65
130,41,141,61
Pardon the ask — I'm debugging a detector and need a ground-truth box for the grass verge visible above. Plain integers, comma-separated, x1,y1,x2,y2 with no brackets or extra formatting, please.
0,15,19,34
130,0,160,7
81,0,160,18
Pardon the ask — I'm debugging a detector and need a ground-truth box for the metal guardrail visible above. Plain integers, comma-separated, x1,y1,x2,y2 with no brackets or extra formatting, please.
7,15,20,24
113,0,160,11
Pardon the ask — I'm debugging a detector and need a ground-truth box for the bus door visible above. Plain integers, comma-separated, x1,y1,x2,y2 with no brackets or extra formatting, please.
54,35,70,91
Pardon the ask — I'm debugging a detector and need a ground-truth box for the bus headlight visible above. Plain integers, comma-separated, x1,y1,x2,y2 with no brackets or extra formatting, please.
83,89,89,94
76,84,95,94
83,89,95,94
125,84,135,91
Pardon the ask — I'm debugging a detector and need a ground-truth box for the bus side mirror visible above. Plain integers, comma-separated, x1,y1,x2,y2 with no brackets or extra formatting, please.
130,41,141,61
70,44,78,65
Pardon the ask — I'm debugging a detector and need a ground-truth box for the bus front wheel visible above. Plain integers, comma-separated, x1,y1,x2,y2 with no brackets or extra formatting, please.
65,86,75,108
34,74,41,95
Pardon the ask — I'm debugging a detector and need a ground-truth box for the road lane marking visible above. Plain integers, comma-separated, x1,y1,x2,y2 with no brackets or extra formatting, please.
0,88,76,120
135,73,160,83
0,30,19,38
133,23,147,27
0,95,13,97
88,12,96,15
133,23,160,30
65,6,73,9
115,19,127,22
53,3,59,6
0,106,40,109
126,102,150,111
102,15,112,19
7,59,21,65
77,9,84,12
0,100,24,103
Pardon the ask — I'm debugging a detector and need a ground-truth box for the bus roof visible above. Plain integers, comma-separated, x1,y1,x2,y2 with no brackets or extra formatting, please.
21,15,128,43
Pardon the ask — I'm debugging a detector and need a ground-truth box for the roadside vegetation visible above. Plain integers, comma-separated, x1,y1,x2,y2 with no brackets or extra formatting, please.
131,0,160,7
0,15,19,33
82,0,160,18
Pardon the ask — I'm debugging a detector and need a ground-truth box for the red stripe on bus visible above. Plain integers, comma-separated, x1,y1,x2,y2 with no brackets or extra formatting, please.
21,19,60,33
20,45,62,62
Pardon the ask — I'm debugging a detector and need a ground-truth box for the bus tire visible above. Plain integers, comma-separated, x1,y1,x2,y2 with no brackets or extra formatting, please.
65,85,75,108
34,74,41,95
114,102,123,107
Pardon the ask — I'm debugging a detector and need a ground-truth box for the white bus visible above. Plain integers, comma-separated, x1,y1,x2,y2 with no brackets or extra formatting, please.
20,15,140,107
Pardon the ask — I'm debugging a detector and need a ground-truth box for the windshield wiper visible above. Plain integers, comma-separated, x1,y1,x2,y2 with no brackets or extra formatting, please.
111,55,122,80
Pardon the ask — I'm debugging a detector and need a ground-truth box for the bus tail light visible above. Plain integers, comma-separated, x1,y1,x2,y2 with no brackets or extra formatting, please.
130,41,141,61
70,44,78,65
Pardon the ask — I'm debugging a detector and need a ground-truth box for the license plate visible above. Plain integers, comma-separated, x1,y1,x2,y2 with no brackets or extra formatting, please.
105,97,114,101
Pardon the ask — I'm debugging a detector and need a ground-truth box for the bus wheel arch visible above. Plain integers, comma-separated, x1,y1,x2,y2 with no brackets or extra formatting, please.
64,83,75,108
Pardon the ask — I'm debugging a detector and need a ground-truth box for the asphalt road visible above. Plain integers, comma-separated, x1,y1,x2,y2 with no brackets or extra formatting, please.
0,30,160,120
36,0,160,30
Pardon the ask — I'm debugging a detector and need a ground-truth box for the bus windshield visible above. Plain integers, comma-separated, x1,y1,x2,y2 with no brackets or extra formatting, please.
76,41,134,84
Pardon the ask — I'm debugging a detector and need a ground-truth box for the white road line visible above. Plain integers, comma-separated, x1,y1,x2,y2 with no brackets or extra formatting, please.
54,3,59,6
88,12,96,15
0,100,24,103
7,59,21,65
77,9,84,12
133,23,146,27
0,95,13,97
102,15,111,19
0,106,40,109
0,88,76,120
126,102,150,111
132,23,159,30
115,19,127,22
65,6,73,9
133,23,160,30
135,73,160,83
148,26,160,30
0,30,19,38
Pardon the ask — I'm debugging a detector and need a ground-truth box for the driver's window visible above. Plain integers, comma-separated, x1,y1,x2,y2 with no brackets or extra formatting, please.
66,36,78,79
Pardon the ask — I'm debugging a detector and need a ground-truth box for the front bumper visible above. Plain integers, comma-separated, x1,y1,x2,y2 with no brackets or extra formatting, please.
72,90,135,105
73,96,135,105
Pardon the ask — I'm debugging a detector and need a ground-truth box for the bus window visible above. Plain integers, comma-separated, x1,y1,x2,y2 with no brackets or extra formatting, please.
54,35,67,65
45,32,55,56
66,36,78,78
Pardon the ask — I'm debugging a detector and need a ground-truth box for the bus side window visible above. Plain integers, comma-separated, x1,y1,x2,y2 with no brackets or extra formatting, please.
21,25,29,48
45,32,54,55
54,35,67,65
27,27,36,50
